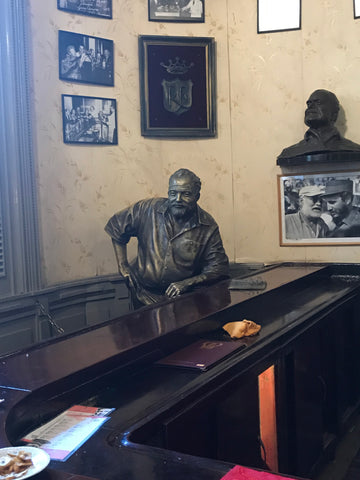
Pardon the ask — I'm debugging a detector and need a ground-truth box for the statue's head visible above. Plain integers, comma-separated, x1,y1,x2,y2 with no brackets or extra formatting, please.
168,169,201,219
304,89,340,129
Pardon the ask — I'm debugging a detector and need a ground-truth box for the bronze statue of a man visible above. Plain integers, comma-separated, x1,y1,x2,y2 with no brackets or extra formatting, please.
105,168,229,307
278,89,360,161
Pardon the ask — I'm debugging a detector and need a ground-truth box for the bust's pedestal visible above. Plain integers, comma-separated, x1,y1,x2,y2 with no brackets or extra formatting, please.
277,151,360,167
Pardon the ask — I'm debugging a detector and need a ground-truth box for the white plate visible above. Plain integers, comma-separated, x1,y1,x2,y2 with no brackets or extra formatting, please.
0,446,50,479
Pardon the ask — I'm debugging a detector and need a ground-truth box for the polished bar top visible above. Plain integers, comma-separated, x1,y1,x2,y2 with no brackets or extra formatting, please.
1,264,322,391
1,263,360,480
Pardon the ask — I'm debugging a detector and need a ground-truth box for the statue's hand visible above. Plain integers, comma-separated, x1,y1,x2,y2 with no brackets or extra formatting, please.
165,280,190,298
118,263,138,291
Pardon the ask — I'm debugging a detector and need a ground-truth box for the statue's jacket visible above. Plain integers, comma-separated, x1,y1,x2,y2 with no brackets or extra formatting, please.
105,198,229,295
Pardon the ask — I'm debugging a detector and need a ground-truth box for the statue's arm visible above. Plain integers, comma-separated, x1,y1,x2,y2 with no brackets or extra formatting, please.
105,203,145,292
112,240,130,276
165,273,207,298
112,240,138,291
166,227,229,298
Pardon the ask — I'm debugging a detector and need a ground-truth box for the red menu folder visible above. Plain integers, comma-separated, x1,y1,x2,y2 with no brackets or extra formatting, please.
156,338,246,371
220,465,307,480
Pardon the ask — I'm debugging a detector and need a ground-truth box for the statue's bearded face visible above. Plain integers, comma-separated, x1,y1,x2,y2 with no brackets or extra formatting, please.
168,177,199,219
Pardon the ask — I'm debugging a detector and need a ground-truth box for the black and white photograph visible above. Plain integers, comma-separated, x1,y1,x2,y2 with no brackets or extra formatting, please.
257,0,301,33
59,30,114,86
278,171,360,246
148,0,204,23
57,0,112,19
62,94,117,145
354,0,360,18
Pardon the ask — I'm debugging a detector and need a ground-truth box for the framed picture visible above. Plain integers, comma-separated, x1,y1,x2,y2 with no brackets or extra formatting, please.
59,30,114,86
278,171,360,246
139,35,216,137
57,0,112,19
148,0,204,23
257,0,301,33
62,94,117,145
354,0,360,18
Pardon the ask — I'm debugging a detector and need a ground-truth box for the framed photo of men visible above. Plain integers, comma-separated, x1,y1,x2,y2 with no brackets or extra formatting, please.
148,0,205,23
62,94,117,145
57,0,112,19
278,171,360,246
138,35,216,137
59,30,114,86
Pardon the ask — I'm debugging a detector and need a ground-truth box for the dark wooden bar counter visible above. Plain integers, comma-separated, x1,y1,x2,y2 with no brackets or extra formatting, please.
1,263,360,480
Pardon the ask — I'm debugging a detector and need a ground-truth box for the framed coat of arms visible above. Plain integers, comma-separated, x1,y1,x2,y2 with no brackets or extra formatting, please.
138,35,216,138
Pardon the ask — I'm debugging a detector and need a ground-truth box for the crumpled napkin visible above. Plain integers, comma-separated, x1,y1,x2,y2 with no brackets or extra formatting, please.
222,319,261,338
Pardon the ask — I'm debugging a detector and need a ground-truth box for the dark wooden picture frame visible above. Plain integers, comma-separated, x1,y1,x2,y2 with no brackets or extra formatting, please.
148,0,205,23
257,0,301,34
59,30,114,86
62,94,117,145
139,35,216,137
57,0,112,19
278,171,360,246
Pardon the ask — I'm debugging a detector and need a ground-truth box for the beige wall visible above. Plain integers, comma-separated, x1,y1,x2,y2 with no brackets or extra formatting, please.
29,0,360,286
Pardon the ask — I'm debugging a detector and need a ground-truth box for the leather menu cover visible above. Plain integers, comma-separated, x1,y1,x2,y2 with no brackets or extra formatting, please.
156,339,246,371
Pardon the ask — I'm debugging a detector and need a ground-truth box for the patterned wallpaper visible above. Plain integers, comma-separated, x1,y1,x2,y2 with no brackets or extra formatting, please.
29,0,360,286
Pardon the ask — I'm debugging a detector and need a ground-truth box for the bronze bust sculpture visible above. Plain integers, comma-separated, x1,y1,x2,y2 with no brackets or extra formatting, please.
105,168,229,307
278,89,360,161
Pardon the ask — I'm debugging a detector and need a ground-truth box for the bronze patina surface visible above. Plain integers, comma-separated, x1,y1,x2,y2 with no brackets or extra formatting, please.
278,89,360,161
105,168,229,306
